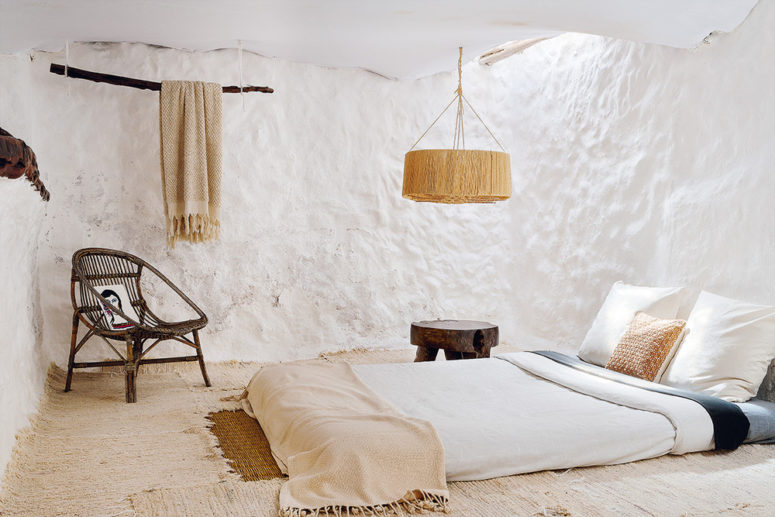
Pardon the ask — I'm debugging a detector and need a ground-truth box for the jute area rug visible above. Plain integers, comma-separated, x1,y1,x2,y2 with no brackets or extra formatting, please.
1,347,774,517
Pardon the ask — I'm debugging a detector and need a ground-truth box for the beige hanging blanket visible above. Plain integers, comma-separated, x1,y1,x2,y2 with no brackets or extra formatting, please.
159,80,222,246
242,362,449,516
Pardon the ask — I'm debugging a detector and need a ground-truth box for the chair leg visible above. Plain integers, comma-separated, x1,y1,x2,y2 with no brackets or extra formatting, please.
193,329,211,387
64,312,79,392
125,336,137,403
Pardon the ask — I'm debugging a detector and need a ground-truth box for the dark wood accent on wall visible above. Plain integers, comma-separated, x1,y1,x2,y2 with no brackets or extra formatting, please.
50,63,274,93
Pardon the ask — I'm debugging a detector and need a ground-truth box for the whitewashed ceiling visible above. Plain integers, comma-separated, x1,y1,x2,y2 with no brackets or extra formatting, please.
0,0,759,78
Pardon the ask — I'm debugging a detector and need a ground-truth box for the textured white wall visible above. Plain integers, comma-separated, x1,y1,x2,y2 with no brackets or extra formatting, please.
1,1,774,481
27,42,521,365
0,182,46,484
504,0,775,345
0,54,48,482
20,0,775,369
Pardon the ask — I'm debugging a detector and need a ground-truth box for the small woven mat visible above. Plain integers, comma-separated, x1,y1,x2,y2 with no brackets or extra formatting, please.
207,410,284,481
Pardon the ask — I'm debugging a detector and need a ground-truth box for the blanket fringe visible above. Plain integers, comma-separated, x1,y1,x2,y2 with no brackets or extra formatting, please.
280,490,450,517
167,212,220,247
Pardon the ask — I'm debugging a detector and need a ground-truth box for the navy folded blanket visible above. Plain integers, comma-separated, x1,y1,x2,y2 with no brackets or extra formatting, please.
530,350,750,450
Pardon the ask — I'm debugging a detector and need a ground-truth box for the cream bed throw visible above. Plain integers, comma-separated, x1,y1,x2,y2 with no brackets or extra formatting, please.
159,80,222,247
242,362,449,517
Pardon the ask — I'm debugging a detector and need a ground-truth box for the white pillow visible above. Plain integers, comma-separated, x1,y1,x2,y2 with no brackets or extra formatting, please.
655,326,689,383
577,281,688,366
661,291,775,402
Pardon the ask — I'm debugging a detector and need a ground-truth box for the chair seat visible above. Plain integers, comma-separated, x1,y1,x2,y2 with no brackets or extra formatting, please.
136,317,208,337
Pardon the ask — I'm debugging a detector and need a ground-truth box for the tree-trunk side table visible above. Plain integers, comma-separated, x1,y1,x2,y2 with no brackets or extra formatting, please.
410,320,499,362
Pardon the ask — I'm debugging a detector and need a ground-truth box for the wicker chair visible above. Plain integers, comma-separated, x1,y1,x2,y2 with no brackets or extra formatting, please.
67,248,211,402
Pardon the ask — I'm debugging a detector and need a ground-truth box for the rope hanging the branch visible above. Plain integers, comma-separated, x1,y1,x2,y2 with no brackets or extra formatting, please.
65,40,71,97
238,40,245,110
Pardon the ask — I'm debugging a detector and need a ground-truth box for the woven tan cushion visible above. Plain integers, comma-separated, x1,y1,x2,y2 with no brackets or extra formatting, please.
605,312,687,382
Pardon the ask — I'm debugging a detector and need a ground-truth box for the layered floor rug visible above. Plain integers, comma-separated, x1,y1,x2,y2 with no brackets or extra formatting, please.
1,347,774,517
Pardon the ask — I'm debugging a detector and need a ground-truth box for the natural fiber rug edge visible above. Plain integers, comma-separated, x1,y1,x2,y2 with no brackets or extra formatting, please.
0,363,245,517
130,479,284,517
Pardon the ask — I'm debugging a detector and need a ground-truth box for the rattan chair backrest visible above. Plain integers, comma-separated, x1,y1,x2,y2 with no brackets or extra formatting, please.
72,248,147,332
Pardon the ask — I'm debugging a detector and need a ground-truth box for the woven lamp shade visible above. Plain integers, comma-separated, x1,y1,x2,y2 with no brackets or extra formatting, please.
402,149,511,203
402,48,511,204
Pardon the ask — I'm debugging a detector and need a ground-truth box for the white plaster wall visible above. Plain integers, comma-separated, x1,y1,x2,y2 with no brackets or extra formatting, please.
1,0,774,488
503,0,775,346
0,53,48,482
25,42,520,366
2,1,775,382
0,182,46,485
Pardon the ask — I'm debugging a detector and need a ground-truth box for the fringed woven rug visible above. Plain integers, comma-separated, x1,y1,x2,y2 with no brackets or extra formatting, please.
1,347,774,517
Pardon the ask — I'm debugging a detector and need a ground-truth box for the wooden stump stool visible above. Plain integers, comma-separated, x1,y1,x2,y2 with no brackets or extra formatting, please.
410,320,499,362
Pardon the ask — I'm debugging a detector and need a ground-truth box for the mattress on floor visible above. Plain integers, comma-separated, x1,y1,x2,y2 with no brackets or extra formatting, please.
244,351,771,483
352,353,718,481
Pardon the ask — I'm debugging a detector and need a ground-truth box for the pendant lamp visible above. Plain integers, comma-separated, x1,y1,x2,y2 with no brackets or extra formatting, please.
402,47,511,203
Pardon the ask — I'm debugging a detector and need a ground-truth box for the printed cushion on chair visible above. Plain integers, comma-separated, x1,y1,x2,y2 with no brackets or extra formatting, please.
97,284,138,330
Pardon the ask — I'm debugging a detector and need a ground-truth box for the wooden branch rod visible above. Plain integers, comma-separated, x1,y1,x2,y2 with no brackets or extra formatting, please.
50,63,274,93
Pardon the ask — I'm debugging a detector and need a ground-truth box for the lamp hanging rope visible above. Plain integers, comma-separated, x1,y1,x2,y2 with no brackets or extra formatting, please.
402,47,511,203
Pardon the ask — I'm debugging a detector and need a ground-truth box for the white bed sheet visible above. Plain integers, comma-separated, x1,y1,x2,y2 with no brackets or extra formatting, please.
353,353,713,481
